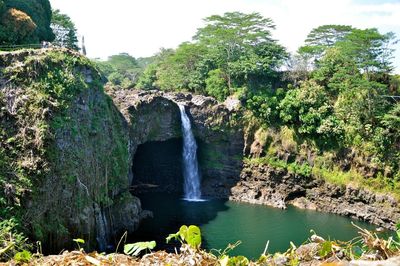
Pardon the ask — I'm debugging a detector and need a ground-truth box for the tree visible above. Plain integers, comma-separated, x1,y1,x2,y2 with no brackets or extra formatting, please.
0,0,54,45
155,42,207,92
194,12,283,90
245,88,285,125
381,103,400,141
284,53,310,86
334,78,388,144
136,63,158,90
336,28,397,77
312,47,360,95
0,8,37,44
299,25,353,61
205,69,229,101
236,41,287,89
279,81,343,142
135,48,174,90
51,9,78,50
136,12,286,98
96,53,141,89
4,0,54,41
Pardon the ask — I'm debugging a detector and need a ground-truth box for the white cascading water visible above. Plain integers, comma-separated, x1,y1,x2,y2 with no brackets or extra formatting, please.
178,104,202,201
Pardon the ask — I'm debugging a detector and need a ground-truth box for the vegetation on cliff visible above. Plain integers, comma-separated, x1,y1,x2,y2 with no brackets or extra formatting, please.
0,49,93,259
0,49,137,260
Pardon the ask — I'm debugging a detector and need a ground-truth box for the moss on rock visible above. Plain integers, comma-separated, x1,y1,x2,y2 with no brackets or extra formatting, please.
0,49,141,255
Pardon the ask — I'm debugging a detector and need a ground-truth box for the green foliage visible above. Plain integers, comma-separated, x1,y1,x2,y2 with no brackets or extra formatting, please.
299,25,396,76
397,223,400,239
219,255,249,266
245,157,312,177
299,24,353,61
279,81,343,145
166,225,202,249
336,28,396,74
73,238,85,244
124,241,156,256
319,241,333,258
13,250,32,263
382,103,400,141
96,53,141,89
51,9,79,50
194,12,286,92
0,0,54,45
155,42,207,92
137,12,286,100
0,8,38,45
0,219,31,262
0,49,123,251
136,62,158,89
205,69,229,101
245,88,285,124
73,238,85,250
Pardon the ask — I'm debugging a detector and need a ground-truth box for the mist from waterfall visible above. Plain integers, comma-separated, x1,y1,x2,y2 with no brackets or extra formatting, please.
178,104,202,201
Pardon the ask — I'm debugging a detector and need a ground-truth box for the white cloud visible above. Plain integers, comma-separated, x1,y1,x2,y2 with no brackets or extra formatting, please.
50,0,400,72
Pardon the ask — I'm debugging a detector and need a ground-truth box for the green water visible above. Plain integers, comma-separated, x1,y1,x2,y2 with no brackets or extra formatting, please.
133,193,379,259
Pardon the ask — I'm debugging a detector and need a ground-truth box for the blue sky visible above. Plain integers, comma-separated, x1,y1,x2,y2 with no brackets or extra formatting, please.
50,0,400,73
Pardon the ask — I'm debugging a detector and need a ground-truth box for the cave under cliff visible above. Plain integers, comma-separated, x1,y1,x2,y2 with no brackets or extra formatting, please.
132,138,184,193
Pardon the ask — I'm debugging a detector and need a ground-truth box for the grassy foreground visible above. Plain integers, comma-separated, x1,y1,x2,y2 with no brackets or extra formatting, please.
2,224,400,266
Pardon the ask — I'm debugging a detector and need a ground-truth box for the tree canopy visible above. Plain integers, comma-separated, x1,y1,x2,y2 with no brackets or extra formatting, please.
299,25,397,76
336,28,396,75
0,0,54,45
137,12,287,98
51,9,79,50
96,53,142,89
0,8,37,44
194,12,284,90
298,25,353,60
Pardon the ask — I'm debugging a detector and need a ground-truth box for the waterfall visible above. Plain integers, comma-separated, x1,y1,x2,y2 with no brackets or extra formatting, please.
95,207,109,251
178,104,202,201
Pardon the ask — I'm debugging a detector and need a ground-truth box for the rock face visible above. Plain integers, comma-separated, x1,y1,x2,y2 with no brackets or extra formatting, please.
0,49,142,252
230,163,400,230
107,89,244,197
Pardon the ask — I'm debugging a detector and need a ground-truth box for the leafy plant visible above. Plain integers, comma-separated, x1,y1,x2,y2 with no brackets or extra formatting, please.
319,241,333,258
219,255,249,266
166,225,202,249
73,238,85,251
0,218,31,262
13,250,31,263
124,241,156,257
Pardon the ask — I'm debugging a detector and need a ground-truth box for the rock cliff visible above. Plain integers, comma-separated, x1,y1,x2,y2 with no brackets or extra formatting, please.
230,162,400,230
0,49,142,252
107,89,244,196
